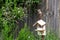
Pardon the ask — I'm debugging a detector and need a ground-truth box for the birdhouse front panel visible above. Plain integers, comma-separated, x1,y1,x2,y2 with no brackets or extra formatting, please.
37,30,46,35
35,25,46,35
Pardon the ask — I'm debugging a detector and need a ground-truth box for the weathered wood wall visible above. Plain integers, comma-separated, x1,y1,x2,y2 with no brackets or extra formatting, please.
58,0,60,38
46,0,60,38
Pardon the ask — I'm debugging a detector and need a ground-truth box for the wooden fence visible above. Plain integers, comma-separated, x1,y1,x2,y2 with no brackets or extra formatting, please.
26,0,60,38
46,0,60,38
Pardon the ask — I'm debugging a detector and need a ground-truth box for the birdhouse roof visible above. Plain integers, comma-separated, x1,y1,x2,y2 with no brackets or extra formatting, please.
37,19,46,26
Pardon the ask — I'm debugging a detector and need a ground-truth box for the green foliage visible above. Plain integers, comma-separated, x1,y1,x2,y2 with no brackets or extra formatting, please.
17,0,41,3
35,31,59,40
16,23,36,40
12,7,24,20
0,0,25,40
45,31,59,40
1,20,13,40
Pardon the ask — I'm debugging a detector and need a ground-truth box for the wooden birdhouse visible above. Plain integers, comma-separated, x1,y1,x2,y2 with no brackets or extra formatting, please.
33,19,46,35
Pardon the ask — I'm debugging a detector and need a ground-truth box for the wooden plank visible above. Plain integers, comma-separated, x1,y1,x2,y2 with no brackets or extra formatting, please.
46,0,60,38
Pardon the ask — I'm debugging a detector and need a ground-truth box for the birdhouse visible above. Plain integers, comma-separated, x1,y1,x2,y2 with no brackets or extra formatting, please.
33,19,46,35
